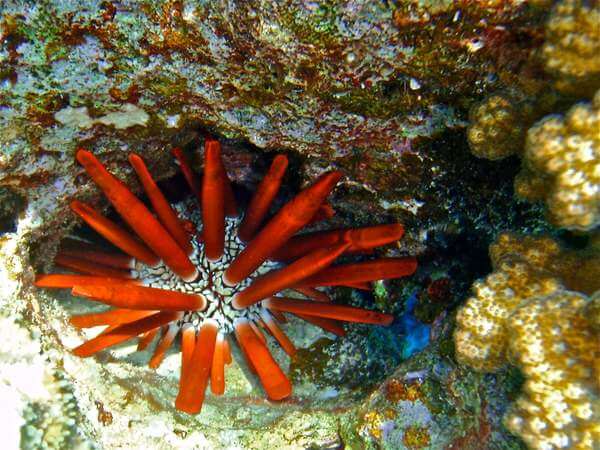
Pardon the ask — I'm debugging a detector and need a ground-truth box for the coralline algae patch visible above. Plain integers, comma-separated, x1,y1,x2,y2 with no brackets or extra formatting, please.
351,345,523,450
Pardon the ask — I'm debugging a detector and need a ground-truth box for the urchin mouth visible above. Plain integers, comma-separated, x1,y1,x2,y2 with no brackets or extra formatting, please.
132,210,280,334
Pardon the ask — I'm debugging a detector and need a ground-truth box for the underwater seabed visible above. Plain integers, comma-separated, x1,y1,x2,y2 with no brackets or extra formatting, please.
1,0,598,448
1,187,527,450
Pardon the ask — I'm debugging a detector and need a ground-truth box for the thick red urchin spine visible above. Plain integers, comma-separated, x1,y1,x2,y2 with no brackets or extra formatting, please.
223,170,343,286
76,149,198,281
129,153,193,255
238,154,288,242
35,137,417,414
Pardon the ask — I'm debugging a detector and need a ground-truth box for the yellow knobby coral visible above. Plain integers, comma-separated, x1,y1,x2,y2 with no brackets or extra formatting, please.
490,232,600,295
585,292,600,332
542,0,600,94
505,291,599,450
454,233,600,449
467,93,534,160
454,257,561,371
515,91,600,231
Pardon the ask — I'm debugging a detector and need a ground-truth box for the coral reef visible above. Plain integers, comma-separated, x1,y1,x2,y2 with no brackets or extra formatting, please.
542,0,600,95
0,0,550,244
455,232,599,449
0,0,572,448
467,92,536,160
515,91,600,231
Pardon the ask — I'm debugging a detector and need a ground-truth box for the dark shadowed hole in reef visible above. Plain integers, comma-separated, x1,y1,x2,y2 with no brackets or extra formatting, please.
0,187,25,235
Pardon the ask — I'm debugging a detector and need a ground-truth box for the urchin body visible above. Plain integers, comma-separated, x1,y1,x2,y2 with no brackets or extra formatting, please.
135,210,279,334
35,138,417,414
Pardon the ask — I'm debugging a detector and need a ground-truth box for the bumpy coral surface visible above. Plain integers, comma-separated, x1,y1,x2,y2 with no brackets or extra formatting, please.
542,0,600,94
467,93,533,160
505,290,599,450
515,91,600,231
455,232,600,450
454,257,560,371
35,138,417,413
586,292,600,332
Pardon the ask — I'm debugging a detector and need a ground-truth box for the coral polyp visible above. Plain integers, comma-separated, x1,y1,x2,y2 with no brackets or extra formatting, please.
35,138,417,414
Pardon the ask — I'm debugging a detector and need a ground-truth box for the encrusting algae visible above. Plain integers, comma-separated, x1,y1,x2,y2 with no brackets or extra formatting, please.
455,232,599,450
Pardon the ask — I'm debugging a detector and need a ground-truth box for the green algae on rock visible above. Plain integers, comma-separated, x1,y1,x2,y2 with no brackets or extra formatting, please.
346,344,527,449
1,0,549,239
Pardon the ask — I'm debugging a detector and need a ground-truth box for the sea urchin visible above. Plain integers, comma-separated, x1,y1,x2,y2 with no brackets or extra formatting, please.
35,138,417,414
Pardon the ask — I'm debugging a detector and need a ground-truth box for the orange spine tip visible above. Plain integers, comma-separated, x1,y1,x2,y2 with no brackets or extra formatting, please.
264,297,394,326
238,154,288,242
171,147,201,196
71,284,206,311
54,253,132,279
270,223,405,262
346,223,404,250
70,200,159,266
293,313,346,337
149,324,179,369
206,139,238,218
59,247,133,270
76,149,197,281
34,274,139,289
224,171,342,286
260,310,296,356
233,242,350,309
70,308,157,328
202,139,225,261
234,319,292,400
137,327,159,351
210,333,226,395
72,311,179,357
292,286,331,302
299,257,418,287
175,320,218,414
129,153,193,255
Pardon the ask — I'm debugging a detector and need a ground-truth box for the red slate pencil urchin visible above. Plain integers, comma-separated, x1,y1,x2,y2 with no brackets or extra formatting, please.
35,138,418,414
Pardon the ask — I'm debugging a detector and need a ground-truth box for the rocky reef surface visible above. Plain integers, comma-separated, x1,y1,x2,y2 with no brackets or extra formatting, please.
2,1,595,449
